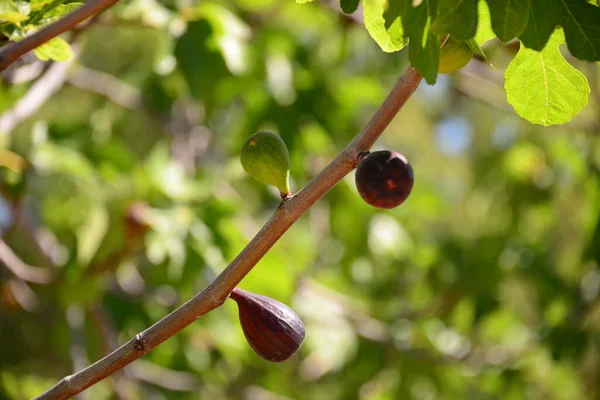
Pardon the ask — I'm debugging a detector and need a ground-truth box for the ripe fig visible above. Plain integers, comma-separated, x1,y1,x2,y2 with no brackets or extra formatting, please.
355,150,414,209
240,131,291,197
230,288,305,363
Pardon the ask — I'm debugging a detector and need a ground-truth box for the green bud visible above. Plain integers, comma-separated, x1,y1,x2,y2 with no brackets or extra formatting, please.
240,131,291,196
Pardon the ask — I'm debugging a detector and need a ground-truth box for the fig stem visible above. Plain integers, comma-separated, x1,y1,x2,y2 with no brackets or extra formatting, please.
280,193,294,201
33,65,424,400
357,151,370,162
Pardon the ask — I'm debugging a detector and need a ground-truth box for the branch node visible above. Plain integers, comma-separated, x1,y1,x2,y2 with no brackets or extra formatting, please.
280,193,294,202
342,148,361,169
133,335,148,351
61,374,76,391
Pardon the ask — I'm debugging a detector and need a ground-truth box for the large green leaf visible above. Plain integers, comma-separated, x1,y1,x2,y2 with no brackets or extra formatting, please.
485,0,531,42
379,0,440,83
363,0,408,52
519,0,557,50
402,0,440,84
432,0,479,40
505,29,589,126
558,0,600,61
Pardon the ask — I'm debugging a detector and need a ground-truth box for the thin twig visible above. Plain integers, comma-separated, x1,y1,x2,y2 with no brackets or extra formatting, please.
33,66,423,400
0,0,121,71
0,12,100,134
0,56,74,135
7,277,40,311
0,237,54,284
67,66,142,110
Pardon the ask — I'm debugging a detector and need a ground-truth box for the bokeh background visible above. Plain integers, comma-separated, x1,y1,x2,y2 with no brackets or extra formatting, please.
1,1,600,399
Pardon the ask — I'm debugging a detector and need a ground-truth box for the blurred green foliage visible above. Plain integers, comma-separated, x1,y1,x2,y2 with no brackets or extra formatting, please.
0,0,600,399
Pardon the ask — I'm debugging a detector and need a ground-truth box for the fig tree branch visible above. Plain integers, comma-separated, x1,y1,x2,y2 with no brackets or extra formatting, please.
33,65,423,400
0,0,120,71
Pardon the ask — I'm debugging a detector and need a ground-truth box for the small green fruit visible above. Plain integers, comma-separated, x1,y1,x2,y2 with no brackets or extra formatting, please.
241,131,291,196
438,38,474,74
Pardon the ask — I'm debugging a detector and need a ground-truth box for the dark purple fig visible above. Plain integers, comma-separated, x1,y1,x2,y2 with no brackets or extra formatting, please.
230,288,305,363
355,150,414,209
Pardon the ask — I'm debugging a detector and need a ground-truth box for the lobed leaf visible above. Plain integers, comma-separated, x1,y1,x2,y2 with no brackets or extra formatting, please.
505,29,589,126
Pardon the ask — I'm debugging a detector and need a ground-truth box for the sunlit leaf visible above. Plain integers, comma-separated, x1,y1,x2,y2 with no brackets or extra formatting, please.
363,0,408,52
30,0,53,10
0,11,28,24
474,0,495,45
42,3,83,18
505,29,589,126
0,1,29,24
33,37,73,62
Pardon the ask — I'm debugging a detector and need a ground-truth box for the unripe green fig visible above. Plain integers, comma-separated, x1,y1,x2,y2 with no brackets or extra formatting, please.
355,150,414,209
230,288,305,363
240,132,291,197
438,38,474,73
